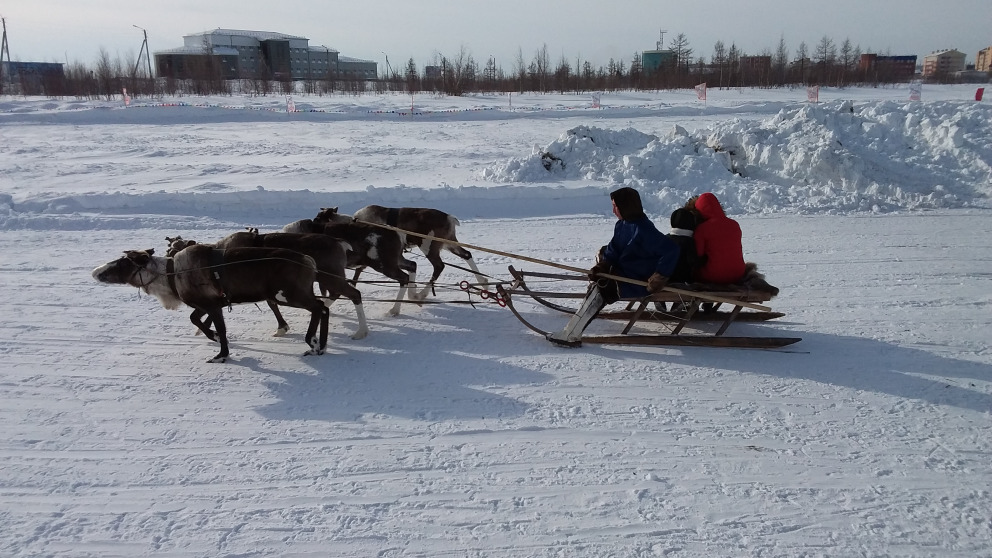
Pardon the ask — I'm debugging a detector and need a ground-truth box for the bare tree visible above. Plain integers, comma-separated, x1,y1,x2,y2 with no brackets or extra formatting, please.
813,35,836,84
712,40,727,88
94,48,118,100
838,38,855,87
727,43,741,87
553,55,571,93
513,47,526,92
531,43,551,92
773,35,789,86
669,32,693,85
794,41,809,84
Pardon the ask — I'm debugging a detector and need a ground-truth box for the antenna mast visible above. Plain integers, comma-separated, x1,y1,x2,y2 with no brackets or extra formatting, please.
656,29,668,50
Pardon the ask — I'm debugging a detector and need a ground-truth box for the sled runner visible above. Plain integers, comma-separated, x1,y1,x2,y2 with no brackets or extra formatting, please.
497,266,801,349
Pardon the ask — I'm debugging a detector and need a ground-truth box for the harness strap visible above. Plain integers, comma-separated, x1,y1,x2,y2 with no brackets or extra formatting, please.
209,248,229,305
166,258,179,297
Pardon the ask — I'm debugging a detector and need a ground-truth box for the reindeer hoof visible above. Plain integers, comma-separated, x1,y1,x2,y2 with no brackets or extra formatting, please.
273,327,288,337
207,355,227,363
351,330,369,340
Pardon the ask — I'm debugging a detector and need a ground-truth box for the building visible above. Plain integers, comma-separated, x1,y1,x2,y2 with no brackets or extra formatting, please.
922,49,966,78
977,46,992,73
0,61,64,90
640,49,676,75
154,29,375,81
858,54,918,81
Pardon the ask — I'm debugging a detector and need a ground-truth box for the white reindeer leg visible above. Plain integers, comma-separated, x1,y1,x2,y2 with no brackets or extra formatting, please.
351,302,369,340
389,282,406,316
405,270,421,304
466,257,488,289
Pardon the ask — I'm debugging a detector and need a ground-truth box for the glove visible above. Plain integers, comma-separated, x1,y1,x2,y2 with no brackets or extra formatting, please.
588,261,612,281
647,272,669,293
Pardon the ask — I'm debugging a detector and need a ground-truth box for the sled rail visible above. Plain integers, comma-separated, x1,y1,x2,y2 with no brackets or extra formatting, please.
499,266,801,349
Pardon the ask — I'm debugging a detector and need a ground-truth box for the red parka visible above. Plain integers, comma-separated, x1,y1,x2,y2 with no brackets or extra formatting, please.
693,193,746,283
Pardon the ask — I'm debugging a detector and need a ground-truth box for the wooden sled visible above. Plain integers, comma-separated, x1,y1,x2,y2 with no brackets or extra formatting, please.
497,266,801,349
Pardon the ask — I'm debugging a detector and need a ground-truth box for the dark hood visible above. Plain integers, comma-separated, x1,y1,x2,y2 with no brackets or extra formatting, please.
670,207,697,230
610,187,645,221
694,192,726,221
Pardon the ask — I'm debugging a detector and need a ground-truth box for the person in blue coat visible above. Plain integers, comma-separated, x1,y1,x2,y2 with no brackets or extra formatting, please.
547,187,680,347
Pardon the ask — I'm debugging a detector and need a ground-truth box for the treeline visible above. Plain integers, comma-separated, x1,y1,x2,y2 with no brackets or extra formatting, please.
5,34,985,99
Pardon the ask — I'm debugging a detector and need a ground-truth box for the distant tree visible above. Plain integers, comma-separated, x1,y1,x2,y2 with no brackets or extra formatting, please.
794,41,809,84
405,58,419,92
95,48,117,100
553,55,571,93
712,40,727,88
531,43,551,92
838,38,855,86
669,32,693,84
629,51,643,89
513,47,526,92
773,35,789,86
727,43,741,87
813,35,836,84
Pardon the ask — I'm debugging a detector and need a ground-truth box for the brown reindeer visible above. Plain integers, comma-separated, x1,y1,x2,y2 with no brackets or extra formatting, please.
312,205,487,301
215,230,369,339
92,246,329,363
318,220,419,316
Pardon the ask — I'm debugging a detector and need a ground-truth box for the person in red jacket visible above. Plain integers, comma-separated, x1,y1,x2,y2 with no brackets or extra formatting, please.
692,192,746,284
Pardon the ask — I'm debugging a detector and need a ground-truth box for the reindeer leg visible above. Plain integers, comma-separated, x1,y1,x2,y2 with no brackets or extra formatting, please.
413,235,440,300
389,281,406,317
267,300,289,336
205,308,229,363
415,243,445,300
303,303,329,356
190,309,216,341
450,245,488,289
323,277,368,340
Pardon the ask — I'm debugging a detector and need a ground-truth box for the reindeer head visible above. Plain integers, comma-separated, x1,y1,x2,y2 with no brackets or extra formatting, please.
312,206,352,226
165,236,197,257
92,249,156,285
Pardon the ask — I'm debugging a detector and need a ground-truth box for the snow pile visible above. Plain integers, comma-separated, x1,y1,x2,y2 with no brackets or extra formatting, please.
483,100,992,214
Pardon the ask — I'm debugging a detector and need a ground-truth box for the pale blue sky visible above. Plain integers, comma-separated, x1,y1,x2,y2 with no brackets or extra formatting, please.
2,0,989,71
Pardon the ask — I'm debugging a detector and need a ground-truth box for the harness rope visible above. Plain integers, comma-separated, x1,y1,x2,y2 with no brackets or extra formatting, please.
350,218,771,312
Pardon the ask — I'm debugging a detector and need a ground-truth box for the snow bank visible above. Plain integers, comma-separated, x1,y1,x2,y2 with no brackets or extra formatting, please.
483,100,992,215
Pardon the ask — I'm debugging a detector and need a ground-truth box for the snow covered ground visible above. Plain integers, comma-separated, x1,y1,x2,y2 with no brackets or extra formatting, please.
1,84,991,557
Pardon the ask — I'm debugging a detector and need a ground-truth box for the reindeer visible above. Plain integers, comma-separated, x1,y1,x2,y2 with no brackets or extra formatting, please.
312,205,487,300
214,230,369,340
92,246,329,363
282,219,320,234
318,220,419,316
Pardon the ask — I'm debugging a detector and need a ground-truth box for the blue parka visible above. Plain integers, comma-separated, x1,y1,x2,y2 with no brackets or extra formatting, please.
602,216,681,298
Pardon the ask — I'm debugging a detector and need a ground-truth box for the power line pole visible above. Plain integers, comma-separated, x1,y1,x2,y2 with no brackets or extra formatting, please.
132,27,152,75
1,17,12,94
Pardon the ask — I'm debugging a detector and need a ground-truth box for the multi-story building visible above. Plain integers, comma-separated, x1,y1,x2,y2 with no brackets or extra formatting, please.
977,46,992,73
921,49,966,78
154,28,376,81
858,54,918,81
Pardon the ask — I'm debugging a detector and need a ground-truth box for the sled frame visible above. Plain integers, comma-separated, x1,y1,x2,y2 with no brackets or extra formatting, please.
498,266,801,349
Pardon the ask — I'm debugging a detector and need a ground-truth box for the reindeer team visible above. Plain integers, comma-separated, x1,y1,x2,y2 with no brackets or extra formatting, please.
92,204,488,363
